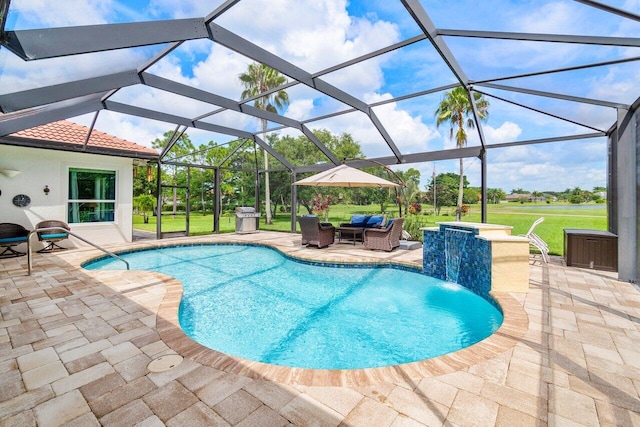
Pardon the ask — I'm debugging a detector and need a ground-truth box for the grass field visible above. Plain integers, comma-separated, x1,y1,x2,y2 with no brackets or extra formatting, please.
134,202,607,256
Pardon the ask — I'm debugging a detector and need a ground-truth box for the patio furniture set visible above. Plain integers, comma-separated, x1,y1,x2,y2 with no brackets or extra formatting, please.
299,214,405,251
0,220,70,257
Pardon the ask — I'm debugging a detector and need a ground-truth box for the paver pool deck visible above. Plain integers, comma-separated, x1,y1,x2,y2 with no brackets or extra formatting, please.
1,231,639,426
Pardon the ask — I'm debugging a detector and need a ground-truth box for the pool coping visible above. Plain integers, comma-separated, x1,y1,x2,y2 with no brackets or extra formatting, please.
81,237,529,387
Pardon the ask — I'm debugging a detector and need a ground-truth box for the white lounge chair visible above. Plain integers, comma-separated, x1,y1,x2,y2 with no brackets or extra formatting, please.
522,217,549,263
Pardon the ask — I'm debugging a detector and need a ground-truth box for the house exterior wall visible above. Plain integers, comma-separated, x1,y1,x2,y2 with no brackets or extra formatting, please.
0,145,133,249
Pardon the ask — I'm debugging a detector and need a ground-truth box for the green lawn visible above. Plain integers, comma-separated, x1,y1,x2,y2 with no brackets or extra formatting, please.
135,202,607,256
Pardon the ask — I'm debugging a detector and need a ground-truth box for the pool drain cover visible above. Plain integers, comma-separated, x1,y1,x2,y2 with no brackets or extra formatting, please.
147,355,183,373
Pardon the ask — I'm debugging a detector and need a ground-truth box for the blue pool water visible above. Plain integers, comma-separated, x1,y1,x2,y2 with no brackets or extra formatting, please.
85,244,503,369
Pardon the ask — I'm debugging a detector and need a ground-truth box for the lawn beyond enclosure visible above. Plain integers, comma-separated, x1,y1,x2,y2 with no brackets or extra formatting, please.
134,203,607,256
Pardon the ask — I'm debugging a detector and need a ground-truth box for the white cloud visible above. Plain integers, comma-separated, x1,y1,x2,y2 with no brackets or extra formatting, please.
8,0,112,28
516,2,583,34
438,121,521,150
483,122,522,144
190,45,251,100
286,99,315,121
216,0,401,78
72,111,163,148
367,93,439,154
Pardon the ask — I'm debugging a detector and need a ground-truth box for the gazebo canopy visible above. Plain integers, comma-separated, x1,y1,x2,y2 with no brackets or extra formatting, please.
294,164,400,188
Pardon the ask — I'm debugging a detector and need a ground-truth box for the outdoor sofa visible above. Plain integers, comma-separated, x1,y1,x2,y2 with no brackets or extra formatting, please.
339,214,386,229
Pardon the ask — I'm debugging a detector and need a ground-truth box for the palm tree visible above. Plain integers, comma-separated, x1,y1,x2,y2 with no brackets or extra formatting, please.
435,87,489,221
239,63,289,224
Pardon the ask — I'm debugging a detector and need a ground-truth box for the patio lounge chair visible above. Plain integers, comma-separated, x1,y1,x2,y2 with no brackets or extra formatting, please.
522,217,549,263
363,217,404,252
36,220,70,253
0,223,30,257
299,215,335,248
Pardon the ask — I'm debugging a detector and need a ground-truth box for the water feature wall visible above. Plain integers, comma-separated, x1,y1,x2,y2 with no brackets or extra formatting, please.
444,228,473,284
423,224,492,298
422,222,529,297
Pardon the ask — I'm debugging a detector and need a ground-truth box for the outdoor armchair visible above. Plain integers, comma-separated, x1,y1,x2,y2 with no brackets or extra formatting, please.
363,217,404,252
299,215,335,248
36,220,71,253
0,223,30,257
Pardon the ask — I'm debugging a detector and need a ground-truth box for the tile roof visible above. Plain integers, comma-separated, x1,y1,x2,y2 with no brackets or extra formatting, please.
11,120,158,156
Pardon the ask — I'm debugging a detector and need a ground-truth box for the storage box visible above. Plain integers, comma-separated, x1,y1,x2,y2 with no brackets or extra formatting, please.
564,229,617,272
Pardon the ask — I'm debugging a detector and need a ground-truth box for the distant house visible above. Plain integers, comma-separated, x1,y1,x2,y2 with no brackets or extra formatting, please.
506,193,546,203
0,120,158,249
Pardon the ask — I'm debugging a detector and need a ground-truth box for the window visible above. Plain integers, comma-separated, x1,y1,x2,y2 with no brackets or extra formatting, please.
68,168,116,223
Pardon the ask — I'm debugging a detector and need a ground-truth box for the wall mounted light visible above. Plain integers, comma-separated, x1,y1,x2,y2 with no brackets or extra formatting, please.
43,185,50,195
0,168,20,178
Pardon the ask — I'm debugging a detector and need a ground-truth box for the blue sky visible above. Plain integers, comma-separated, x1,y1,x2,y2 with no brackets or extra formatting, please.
2,0,639,193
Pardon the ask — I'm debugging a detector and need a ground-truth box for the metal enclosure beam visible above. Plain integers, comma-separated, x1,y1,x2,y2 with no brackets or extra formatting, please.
214,167,221,233
573,0,640,22
293,146,483,174
472,56,640,85
437,29,640,47
614,107,639,283
0,94,107,137
3,19,209,60
480,150,487,223
0,70,141,113
291,172,297,233
253,135,294,171
475,89,607,133
477,82,629,109
401,0,469,85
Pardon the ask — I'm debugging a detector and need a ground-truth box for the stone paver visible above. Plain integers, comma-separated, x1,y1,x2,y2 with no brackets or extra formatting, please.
22,360,68,390
143,380,199,422
214,389,263,425
341,397,398,426
1,232,639,426
16,347,59,372
236,404,290,427
33,390,91,427
166,402,230,427
98,398,153,426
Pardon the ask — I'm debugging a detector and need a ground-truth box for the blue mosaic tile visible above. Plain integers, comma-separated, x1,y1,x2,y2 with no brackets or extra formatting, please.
422,225,495,302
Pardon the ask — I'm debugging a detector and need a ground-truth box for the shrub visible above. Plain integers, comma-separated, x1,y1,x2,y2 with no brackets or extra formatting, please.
402,215,424,242
569,194,583,204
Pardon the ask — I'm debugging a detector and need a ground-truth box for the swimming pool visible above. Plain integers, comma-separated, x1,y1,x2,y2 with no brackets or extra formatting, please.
85,244,503,369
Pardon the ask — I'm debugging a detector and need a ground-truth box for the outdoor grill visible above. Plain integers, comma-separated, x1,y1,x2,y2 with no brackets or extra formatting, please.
234,206,261,234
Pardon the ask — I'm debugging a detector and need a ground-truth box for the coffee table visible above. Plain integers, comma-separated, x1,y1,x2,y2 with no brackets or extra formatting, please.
336,226,365,245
